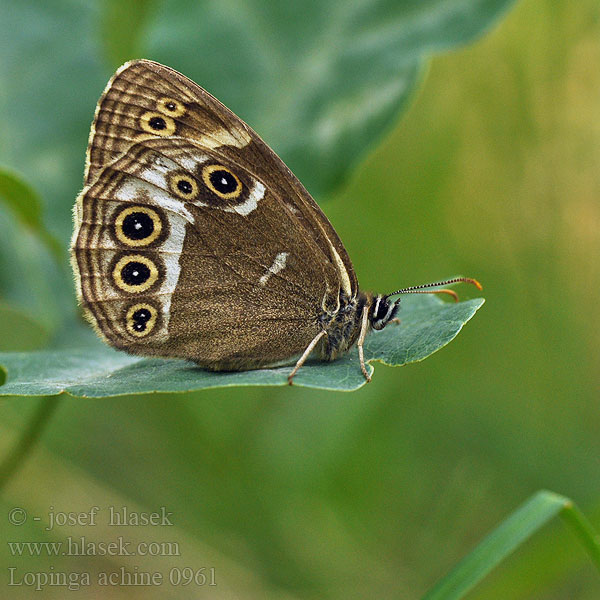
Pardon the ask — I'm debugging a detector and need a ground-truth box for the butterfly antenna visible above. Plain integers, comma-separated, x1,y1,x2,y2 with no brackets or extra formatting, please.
385,277,482,303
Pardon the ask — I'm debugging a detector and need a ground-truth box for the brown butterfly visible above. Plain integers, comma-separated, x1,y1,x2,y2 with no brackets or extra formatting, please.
71,60,480,383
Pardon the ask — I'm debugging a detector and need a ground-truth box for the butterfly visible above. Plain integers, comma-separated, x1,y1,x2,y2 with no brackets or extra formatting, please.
71,60,480,384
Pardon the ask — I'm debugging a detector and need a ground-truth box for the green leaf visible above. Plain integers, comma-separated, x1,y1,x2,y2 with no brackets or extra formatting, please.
0,204,70,337
99,0,158,67
0,303,50,352
0,294,483,397
0,166,63,262
0,170,74,343
423,490,600,600
0,0,105,243
144,0,517,196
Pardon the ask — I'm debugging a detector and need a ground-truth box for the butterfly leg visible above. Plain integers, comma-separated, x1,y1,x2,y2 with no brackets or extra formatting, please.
288,329,327,385
357,304,371,382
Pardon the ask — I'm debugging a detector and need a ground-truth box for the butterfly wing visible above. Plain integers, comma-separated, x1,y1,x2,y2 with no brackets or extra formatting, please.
73,60,357,368
86,59,357,297
74,136,342,367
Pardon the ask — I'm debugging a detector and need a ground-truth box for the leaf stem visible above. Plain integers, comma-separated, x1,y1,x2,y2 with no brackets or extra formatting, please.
0,396,61,490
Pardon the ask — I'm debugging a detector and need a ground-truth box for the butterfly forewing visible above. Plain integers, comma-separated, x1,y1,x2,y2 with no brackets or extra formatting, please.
86,61,357,291
86,61,251,185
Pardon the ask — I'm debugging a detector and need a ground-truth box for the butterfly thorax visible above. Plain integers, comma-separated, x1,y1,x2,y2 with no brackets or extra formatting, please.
317,292,398,361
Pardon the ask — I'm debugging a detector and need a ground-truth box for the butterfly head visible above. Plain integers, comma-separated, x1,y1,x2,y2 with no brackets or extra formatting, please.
370,295,400,330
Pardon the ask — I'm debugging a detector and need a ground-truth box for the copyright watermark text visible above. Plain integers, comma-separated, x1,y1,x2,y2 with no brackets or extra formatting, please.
5,505,216,590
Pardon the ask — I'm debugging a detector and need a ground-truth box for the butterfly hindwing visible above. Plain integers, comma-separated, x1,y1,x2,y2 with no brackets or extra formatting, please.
74,136,346,367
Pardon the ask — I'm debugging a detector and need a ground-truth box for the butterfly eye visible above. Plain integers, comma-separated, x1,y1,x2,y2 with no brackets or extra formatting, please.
126,303,159,337
115,206,163,246
112,255,160,293
168,173,199,200
202,164,242,199
157,97,186,117
140,112,177,136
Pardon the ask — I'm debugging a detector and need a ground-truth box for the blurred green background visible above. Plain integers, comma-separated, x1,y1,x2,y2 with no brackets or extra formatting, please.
1,0,599,598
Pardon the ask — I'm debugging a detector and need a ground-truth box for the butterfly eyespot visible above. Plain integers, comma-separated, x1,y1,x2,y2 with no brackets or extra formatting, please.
125,303,159,337
150,117,166,130
168,173,199,199
112,255,160,293
202,164,242,200
115,206,163,247
157,97,186,117
140,111,176,136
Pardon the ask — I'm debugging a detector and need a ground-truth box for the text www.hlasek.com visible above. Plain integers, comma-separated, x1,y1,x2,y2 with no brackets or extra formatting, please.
8,536,180,557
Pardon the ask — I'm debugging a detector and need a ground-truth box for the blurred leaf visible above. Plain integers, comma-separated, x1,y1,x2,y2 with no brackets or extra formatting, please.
423,490,600,600
0,167,42,229
0,166,63,262
0,303,50,351
0,205,71,339
0,0,515,247
0,294,483,397
99,0,157,67
0,0,105,242
144,0,517,197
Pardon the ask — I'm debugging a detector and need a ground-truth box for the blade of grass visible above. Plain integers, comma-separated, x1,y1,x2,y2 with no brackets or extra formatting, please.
423,490,600,600
560,499,600,567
